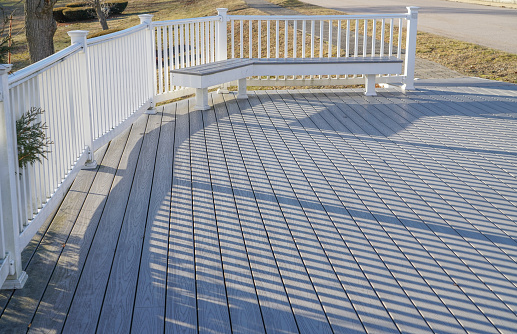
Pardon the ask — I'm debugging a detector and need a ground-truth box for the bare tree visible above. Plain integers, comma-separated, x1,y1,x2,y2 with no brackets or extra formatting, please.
25,0,59,63
91,0,109,30
0,6,11,63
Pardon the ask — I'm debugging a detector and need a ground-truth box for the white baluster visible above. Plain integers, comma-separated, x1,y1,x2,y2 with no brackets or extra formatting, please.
68,30,97,168
302,20,306,58
337,20,341,57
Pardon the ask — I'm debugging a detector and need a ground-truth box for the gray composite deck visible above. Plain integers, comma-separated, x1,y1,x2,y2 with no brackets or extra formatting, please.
1,77,517,333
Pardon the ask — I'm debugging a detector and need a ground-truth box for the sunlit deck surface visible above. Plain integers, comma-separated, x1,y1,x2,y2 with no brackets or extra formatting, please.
1,77,517,333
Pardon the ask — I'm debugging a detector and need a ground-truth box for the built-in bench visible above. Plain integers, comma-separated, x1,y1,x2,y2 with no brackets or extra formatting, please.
171,57,403,110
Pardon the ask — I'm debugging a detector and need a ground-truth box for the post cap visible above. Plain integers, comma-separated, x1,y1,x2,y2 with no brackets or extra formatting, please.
0,64,13,75
406,6,419,18
138,14,154,25
68,30,89,46
217,8,228,15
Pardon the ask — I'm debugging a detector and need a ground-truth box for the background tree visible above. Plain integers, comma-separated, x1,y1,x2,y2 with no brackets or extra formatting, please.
92,0,109,30
25,0,59,64
0,6,12,63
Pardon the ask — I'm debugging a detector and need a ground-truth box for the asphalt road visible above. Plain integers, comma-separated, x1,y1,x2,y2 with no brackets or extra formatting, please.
301,0,517,54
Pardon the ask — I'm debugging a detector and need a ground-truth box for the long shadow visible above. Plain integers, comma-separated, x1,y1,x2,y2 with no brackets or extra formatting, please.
2,78,517,333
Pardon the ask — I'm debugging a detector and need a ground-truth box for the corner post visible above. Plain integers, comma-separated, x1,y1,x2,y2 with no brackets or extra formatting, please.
138,14,157,115
216,8,229,62
403,6,419,91
0,64,27,289
216,8,230,94
68,30,97,169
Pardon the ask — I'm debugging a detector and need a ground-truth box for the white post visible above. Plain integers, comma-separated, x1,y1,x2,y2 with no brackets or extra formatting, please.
138,14,157,114
0,64,28,289
403,6,419,91
237,78,248,99
68,31,97,169
364,75,376,96
216,8,229,62
216,8,230,94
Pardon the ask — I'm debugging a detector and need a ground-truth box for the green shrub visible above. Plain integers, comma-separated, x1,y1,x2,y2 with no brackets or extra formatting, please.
56,1,128,23
62,7,95,21
16,108,53,169
53,7,67,23
66,2,89,8
88,27,123,38
106,1,129,15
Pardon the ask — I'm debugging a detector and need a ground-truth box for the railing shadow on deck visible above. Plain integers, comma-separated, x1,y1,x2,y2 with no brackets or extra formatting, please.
2,82,517,332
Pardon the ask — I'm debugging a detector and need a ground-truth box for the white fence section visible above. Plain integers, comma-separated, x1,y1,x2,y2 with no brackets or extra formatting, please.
152,14,224,102
0,15,155,289
229,13,410,87
154,7,418,102
0,7,418,289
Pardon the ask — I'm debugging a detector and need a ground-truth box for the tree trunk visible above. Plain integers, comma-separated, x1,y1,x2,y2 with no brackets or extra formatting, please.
93,0,109,30
25,0,58,64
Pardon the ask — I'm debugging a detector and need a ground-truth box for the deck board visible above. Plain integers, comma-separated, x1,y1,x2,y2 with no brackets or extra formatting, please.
276,89,447,333
218,93,300,334
204,94,266,334
96,111,162,333
61,115,149,333
238,94,335,334
190,102,233,334
314,88,500,332
1,78,517,334
165,99,197,334
131,103,175,333
26,132,128,334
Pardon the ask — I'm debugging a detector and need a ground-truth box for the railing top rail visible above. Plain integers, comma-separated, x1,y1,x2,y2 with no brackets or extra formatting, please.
8,44,82,88
228,13,409,21
151,15,221,27
88,24,147,46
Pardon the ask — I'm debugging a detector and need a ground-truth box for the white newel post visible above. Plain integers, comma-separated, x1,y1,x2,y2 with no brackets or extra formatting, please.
68,31,97,169
0,64,28,289
139,14,157,114
403,6,419,91
216,8,230,94
216,8,229,62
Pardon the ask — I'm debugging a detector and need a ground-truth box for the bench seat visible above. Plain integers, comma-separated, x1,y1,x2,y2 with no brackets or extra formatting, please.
171,57,403,110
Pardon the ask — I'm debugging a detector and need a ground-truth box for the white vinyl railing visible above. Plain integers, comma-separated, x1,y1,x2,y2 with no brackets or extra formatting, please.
152,15,223,101
153,7,418,102
0,15,155,289
0,7,418,289
229,13,409,87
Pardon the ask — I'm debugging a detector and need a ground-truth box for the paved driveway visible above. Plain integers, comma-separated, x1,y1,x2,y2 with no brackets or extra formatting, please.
301,0,517,54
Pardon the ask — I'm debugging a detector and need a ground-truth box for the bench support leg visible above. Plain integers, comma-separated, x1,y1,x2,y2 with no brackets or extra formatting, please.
365,74,377,96
217,82,229,94
237,78,248,99
194,88,210,110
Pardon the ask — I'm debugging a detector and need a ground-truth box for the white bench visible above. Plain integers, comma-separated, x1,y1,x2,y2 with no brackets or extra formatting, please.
170,57,403,110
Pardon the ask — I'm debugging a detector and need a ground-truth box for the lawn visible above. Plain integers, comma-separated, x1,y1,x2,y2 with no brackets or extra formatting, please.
2,0,516,83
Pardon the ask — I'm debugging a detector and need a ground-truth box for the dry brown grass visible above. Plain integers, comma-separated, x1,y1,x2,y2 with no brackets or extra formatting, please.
5,0,517,84
269,0,342,15
271,0,517,84
416,31,517,83
6,0,253,71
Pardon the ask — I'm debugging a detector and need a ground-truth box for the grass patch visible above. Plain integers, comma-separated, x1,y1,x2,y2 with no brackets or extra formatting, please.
416,31,517,83
6,0,252,71
269,0,342,15
271,0,517,84
5,0,517,84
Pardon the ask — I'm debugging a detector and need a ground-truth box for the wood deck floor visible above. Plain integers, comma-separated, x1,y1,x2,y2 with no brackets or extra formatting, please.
1,77,517,333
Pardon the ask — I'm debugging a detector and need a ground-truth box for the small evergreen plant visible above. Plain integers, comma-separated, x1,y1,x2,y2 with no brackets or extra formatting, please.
16,108,53,169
